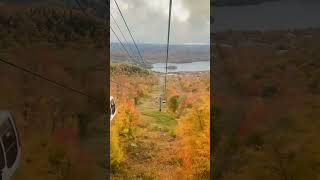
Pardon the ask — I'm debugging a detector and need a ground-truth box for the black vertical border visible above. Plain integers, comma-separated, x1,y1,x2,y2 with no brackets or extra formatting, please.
105,0,111,179
210,0,214,179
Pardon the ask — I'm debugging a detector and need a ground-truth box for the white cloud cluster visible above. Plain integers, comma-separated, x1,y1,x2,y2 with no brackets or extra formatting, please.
110,0,210,44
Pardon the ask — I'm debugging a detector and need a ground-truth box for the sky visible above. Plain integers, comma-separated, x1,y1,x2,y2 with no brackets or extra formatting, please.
110,0,210,45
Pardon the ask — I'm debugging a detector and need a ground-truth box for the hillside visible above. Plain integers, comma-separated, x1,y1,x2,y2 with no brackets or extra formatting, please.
0,3,107,179
110,63,210,179
213,29,320,179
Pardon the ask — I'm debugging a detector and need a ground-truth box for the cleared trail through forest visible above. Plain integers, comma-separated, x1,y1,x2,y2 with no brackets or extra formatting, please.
120,83,181,179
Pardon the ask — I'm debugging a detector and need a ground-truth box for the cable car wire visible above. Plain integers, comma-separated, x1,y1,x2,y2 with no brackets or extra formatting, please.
0,57,100,103
110,26,136,64
75,0,134,65
110,13,141,65
73,0,150,93
113,0,147,67
110,79,132,90
73,0,137,91
104,0,147,68
164,0,173,99
74,0,89,16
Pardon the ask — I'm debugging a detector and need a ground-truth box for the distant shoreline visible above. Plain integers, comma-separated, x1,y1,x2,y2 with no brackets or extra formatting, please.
111,58,210,64
154,70,210,75
150,59,210,64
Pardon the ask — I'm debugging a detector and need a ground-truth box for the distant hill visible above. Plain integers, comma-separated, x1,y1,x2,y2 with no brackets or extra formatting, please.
110,43,210,64
111,63,151,76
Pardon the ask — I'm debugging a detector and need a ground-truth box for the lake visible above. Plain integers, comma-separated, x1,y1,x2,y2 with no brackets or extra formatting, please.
151,61,210,73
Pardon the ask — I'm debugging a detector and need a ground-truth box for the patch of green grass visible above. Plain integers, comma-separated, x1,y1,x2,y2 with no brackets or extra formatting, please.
169,129,176,138
151,125,169,132
142,111,176,128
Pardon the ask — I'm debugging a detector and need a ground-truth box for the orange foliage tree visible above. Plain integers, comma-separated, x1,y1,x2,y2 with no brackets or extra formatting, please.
176,97,210,179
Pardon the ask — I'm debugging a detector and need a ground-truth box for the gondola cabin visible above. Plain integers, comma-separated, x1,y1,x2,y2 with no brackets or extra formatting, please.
0,111,21,180
110,96,117,122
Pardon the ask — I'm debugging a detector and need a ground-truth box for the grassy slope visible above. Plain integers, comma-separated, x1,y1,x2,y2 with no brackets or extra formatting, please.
111,63,210,179
123,85,179,179
110,64,180,179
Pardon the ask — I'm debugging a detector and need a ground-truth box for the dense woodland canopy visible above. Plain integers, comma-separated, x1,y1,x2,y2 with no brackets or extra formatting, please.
213,29,320,179
0,3,107,179
0,4,106,48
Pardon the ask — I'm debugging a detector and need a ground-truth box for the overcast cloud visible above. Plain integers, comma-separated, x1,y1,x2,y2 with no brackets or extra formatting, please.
110,0,210,44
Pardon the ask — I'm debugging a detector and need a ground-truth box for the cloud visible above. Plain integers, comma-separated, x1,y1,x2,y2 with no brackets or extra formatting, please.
110,0,210,44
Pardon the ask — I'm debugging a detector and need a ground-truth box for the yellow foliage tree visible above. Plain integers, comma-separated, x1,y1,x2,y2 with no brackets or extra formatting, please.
176,98,210,179
110,124,123,170
110,101,140,171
